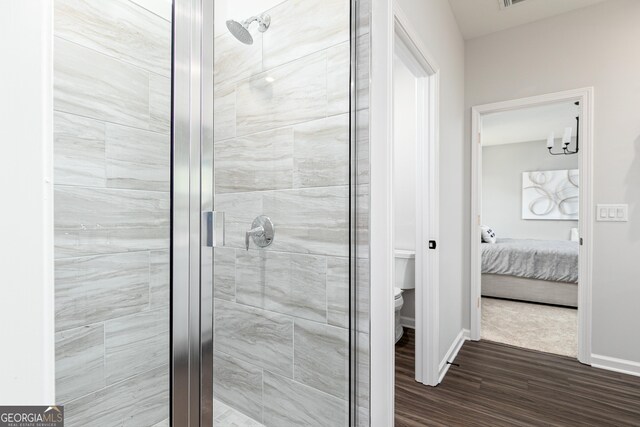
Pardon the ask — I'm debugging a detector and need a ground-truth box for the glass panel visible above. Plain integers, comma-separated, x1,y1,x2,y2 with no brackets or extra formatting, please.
211,0,354,425
52,0,173,425
354,0,371,424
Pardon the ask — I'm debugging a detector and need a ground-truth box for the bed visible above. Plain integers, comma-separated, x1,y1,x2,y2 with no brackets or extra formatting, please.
481,238,579,307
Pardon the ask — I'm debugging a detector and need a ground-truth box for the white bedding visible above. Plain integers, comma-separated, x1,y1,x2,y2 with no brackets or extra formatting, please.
481,238,579,283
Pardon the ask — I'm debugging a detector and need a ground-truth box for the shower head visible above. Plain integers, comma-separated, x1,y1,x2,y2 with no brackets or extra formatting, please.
226,20,253,44
226,13,271,45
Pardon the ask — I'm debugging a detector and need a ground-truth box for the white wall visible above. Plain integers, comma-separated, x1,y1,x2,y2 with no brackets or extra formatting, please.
393,57,417,251
466,0,640,363
0,0,55,404
396,0,466,362
393,54,418,321
483,140,579,241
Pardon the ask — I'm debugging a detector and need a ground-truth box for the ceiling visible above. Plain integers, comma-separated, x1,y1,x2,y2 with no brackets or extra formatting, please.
448,0,607,40
482,102,579,146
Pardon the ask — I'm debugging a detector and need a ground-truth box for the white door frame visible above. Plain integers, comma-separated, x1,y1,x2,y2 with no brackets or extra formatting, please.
369,1,441,423
470,88,594,364
392,5,440,387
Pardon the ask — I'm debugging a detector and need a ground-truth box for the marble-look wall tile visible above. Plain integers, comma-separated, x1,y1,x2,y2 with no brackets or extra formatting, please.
105,308,169,384
214,247,236,301
150,249,169,308
213,351,263,423
355,258,370,334
213,192,263,249
356,109,370,184
356,332,370,410
151,419,169,427
214,128,294,193
357,406,370,427
236,51,327,137
214,299,293,377
262,0,349,70
357,0,371,37
293,114,349,188
55,226,169,260
263,371,348,427
209,0,362,421
54,37,149,129
64,365,168,427
326,257,370,333
105,124,169,191
55,0,171,77
214,84,236,142
294,319,348,399
356,35,370,111
149,74,171,133
54,0,173,420
54,186,169,257
326,256,349,328
235,251,327,322
356,183,370,259
214,400,264,427
326,42,350,116
55,324,105,403
55,252,150,331
214,32,262,86
129,0,171,21
53,112,106,187
262,186,349,257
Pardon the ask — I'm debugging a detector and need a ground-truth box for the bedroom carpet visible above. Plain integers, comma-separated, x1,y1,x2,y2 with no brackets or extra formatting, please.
481,297,577,358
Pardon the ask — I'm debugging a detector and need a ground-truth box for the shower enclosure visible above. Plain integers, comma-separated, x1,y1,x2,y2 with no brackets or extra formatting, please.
52,0,370,425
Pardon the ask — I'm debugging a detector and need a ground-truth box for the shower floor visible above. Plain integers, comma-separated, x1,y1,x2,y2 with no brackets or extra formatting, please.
214,400,263,427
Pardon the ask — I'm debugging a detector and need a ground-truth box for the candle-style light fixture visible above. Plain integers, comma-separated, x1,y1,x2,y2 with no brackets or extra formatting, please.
548,101,579,156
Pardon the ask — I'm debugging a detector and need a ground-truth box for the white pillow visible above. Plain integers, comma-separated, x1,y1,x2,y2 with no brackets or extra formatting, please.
570,227,579,242
481,225,497,244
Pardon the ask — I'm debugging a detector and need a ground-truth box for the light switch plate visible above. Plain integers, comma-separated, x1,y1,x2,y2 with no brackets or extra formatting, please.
596,204,628,222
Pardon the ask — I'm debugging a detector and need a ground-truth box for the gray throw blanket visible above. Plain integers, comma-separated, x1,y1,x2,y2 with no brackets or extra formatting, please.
482,238,578,283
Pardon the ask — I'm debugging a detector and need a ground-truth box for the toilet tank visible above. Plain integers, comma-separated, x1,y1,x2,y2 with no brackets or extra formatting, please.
394,249,415,290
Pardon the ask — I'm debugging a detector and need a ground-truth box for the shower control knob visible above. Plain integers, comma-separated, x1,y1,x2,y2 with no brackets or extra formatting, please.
245,215,274,250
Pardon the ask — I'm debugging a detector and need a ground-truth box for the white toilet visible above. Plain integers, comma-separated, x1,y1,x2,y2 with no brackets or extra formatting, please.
394,249,416,343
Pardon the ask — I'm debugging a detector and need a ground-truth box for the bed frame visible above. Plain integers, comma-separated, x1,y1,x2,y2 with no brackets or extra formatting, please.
482,274,578,308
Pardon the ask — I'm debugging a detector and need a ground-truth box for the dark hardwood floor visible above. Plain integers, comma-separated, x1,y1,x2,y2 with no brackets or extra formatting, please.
395,329,640,426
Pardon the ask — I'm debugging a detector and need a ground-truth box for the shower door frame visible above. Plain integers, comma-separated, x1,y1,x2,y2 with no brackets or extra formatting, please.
172,0,215,425
173,0,361,425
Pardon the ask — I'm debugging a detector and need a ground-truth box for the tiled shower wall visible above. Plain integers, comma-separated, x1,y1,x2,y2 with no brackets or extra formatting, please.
53,0,171,426
212,0,370,424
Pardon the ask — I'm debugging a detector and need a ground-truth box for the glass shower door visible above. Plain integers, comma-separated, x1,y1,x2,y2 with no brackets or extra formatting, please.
210,0,354,425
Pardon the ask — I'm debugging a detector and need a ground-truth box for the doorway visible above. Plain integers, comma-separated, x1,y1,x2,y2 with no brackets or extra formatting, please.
392,6,440,389
470,89,594,364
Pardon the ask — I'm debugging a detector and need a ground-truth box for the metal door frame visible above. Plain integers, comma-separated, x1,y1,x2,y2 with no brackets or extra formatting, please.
171,0,362,425
172,0,214,425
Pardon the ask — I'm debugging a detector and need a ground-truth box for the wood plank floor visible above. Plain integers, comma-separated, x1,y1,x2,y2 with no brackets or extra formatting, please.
395,329,640,426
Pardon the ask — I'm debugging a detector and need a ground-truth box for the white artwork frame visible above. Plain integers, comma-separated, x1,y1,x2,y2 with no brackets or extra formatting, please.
522,169,579,220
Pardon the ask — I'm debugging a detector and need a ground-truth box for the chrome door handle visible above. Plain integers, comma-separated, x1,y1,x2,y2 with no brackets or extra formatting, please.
245,215,274,250
203,211,225,247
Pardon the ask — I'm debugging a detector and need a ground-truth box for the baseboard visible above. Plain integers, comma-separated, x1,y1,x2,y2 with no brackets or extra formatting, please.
438,328,470,383
400,316,415,329
591,354,640,378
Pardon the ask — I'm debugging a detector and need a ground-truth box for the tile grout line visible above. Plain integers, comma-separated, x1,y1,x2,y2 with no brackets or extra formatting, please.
62,362,169,406
53,34,171,80
54,108,170,137
214,110,350,145
216,36,350,90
